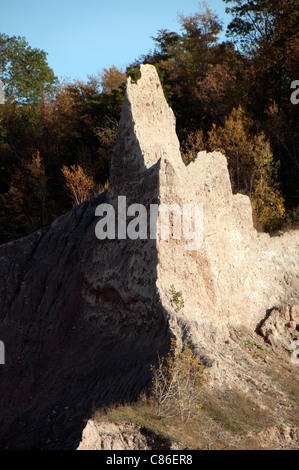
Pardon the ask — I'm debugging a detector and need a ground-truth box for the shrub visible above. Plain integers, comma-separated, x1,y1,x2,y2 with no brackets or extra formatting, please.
150,338,207,421
61,164,94,206
169,285,184,313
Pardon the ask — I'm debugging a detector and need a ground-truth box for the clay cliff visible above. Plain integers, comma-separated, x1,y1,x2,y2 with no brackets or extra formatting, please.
0,65,298,450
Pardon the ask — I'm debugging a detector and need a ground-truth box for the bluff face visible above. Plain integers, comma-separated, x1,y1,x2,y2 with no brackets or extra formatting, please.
0,65,298,450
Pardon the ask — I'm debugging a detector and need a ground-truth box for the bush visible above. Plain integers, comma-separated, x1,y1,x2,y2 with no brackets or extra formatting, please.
169,285,184,312
150,338,208,421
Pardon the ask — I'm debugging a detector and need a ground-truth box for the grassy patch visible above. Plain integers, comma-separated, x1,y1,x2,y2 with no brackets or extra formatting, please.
92,399,231,450
201,389,275,435
245,339,273,357
89,327,299,450
265,360,299,426
92,401,181,447
91,385,278,450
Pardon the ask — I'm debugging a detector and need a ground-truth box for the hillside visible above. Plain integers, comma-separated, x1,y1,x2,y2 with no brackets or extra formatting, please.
0,65,298,450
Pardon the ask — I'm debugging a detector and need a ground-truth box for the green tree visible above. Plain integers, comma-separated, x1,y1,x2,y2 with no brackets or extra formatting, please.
164,4,226,135
224,0,299,107
224,0,299,210
129,3,241,140
251,132,285,231
0,33,57,104
224,0,299,55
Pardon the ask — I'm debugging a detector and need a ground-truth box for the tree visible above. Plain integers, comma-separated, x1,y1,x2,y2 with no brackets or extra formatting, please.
263,102,299,206
26,151,49,226
224,0,299,210
150,338,207,421
181,129,206,165
0,151,51,243
0,33,57,104
207,105,255,193
251,132,285,231
206,106,286,231
47,77,121,191
224,0,299,55
167,4,226,134
136,4,240,139
223,0,298,118
62,164,94,206
99,66,126,95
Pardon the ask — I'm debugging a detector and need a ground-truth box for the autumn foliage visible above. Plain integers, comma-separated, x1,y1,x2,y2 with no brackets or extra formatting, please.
0,0,298,243
150,338,207,421
62,164,94,207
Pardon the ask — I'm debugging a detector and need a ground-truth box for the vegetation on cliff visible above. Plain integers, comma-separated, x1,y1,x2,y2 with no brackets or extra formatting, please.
0,0,298,243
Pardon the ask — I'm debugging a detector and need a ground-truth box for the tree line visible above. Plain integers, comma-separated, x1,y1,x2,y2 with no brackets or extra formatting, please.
0,0,298,244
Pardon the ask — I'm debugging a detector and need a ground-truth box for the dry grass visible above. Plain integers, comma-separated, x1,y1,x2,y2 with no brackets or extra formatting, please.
90,327,299,450
264,359,299,427
91,387,278,450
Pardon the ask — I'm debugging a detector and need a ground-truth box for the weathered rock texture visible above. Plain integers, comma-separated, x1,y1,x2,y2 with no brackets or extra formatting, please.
77,421,150,451
0,64,298,449
257,304,299,356
77,420,183,451
77,419,299,451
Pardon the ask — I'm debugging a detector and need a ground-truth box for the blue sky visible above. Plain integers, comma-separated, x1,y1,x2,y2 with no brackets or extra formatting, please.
1,0,232,82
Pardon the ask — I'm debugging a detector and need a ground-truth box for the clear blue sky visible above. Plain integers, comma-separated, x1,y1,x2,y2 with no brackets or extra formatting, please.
1,0,232,82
